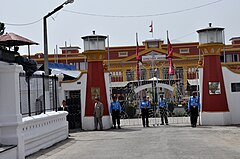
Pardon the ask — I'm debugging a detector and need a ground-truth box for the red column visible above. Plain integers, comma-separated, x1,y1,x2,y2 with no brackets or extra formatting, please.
85,61,109,116
202,54,229,112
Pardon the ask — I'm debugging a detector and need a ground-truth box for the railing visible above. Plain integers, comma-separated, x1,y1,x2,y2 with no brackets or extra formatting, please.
19,73,59,117
121,117,191,126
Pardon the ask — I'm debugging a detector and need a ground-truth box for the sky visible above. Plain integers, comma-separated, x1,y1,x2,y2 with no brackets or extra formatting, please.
1,0,240,55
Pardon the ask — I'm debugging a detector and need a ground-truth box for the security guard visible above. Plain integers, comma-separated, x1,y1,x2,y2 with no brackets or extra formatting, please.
158,95,168,125
188,91,200,127
110,96,122,129
140,96,151,127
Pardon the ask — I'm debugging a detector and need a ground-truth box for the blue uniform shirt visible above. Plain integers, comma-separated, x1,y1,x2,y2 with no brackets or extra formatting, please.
158,98,168,109
110,101,122,114
140,100,151,109
188,96,200,110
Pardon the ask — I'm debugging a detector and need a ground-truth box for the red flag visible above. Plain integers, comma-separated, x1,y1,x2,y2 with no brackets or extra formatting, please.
168,58,175,75
136,33,140,61
167,32,174,75
149,21,153,33
167,37,173,58
136,61,140,80
136,33,140,80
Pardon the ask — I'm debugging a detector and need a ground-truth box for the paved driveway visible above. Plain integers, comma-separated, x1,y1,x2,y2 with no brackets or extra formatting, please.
27,124,240,159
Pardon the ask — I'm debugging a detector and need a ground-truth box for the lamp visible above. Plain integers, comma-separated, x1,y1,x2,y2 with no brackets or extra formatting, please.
197,23,224,45
43,0,74,77
43,0,74,91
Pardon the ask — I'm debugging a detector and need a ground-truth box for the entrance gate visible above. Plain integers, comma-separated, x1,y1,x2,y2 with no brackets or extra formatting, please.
120,82,190,126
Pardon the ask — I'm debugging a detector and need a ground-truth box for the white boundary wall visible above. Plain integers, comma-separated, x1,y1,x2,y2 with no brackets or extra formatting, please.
22,111,68,156
0,62,69,158
222,67,240,124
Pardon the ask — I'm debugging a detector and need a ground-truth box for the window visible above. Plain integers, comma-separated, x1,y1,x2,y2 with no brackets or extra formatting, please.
126,69,134,81
118,51,128,57
111,71,123,82
80,62,87,70
231,83,240,92
220,55,224,62
140,68,147,80
147,41,159,48
162,68,169,79
226,54,233,62
74,62,79,70
233,54,239,62
179,48,189,54
150,68,160,79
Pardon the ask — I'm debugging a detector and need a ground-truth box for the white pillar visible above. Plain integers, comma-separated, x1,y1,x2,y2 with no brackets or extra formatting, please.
0,62,25,159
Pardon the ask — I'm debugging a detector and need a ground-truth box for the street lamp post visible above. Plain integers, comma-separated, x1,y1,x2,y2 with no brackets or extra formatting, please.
43,0,74,82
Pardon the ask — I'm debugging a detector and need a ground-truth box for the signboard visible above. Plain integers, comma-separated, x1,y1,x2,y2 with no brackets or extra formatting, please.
209,82,221,94
91,87,100,100
142,55,166,61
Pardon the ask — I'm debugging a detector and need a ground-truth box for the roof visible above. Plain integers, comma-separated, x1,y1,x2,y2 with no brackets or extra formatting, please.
197,26,224,33
51,69,81,78
48,62,76,70
0,32,38,46
81,31,107,39
59,46,81,50
229,37,240,41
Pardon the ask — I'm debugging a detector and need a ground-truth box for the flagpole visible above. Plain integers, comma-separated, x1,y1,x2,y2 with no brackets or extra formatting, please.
107,35,112,98
151,21,154,38
167,30,169,42
136,32,141,124
149,21,154,38
167,30,170,89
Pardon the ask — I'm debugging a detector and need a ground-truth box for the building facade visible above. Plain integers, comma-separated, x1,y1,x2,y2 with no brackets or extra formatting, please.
30,37,240,97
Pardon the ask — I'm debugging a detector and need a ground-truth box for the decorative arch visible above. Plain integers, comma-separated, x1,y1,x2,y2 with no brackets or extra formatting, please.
134,83,174,93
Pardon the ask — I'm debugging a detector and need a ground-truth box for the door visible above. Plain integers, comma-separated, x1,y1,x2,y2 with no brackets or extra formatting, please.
66,90,82,129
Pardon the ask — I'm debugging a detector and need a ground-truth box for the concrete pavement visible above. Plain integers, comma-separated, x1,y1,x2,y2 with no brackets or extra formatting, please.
26,124,240,159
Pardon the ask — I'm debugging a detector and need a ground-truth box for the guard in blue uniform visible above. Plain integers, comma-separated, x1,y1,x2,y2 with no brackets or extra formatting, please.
158,95,168,125
188,91,200,127
140,96,151,127
110,96,122,129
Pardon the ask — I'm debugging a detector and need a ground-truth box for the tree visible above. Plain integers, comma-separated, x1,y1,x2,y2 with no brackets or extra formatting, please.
0,22,5,35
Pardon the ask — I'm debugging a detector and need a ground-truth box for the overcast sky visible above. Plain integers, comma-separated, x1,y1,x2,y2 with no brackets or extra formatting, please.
1,0,240,55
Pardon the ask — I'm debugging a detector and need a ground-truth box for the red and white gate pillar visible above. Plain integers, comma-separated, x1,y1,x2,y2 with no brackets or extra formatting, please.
81,31,111,130
197,23,231,125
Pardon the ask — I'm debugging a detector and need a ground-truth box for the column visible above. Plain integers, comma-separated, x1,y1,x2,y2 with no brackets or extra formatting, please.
0,62,25,159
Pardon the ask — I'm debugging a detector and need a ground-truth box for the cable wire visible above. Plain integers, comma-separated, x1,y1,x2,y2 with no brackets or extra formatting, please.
4,18,42,26
172,32,196,41
63,0,222,18
3,0,222,26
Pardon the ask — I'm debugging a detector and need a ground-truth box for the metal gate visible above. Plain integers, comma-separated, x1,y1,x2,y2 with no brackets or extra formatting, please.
66,90,82,129
118,81,190,126
121,117,190,126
